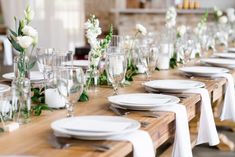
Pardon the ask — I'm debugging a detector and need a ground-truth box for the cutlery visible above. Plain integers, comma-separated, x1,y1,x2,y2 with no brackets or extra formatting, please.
49,134,111,152
110,105,160,118
109,105,150,127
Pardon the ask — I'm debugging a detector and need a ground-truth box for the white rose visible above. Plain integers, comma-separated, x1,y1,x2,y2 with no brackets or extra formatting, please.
24,6,34,22
219,16,228,24
177,25,186,37
22,25,38,38
135,24,147,36
216,10,223,17
17,36,33,49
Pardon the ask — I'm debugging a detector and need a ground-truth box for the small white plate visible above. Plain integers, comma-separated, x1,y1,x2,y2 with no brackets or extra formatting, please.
108,93,180,110
201,58,235,68
180,66,229,77
2,71,44,81
62,60,89,67
0,84,10,93
227,48,235,53
144,80,205,93
213,53,235,59
51,116,140,140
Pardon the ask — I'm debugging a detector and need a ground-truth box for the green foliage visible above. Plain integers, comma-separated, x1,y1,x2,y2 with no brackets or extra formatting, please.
125,59,138,81
79,90,89,102
169,52,182,69
31,87,51,116
100,25,113,50
99,70,108,85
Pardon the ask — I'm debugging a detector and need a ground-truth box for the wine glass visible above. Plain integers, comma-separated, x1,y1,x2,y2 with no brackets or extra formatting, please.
109,35,124,48
138,45,159,81
35,48,55,84
56,67,84,117
105,49,127,95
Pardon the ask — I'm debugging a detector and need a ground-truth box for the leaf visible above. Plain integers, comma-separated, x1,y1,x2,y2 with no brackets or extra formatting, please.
9,36,24,52
9,29,17,37
79,90,89,102
28,60,36,70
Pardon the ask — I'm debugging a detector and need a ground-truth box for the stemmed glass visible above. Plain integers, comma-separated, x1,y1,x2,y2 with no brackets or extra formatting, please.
109,35,124,47
105,48,127,95
35,48,55,85
56,67,84,117
138,45,159,81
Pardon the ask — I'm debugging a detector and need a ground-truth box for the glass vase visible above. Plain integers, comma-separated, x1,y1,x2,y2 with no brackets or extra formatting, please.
11,55,31,124
86,51,100,92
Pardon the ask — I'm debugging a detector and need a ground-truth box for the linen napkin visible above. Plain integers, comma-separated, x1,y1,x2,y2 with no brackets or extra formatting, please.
54,130,155,157
0,35,12,65
183,88,220,146
152,104,193,157
212,73,235,121
109,130,155,157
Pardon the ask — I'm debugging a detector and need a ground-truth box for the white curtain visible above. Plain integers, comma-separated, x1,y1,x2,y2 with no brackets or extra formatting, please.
1,0,85,51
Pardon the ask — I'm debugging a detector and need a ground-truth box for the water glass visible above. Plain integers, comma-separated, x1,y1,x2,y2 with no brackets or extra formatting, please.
138,46,159,80
35,48,55,83
56,67,84,117
105,50,127,95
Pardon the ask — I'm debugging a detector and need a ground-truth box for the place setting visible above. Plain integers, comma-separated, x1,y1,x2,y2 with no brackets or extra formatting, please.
2,2,235,157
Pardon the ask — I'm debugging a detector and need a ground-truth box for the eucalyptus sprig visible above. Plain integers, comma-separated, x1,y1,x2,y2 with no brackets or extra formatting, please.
31,87,51,116
169,52,183,69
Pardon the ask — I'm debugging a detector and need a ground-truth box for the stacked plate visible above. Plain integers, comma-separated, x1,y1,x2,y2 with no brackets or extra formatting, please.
180,66,229,77
0,84,10,93
201,58,235,68
108,93,180,110
51,116,140,140
213,53,235,59
62,60,89,68
2,71,44,82
227,48,235,53
144,80,205,93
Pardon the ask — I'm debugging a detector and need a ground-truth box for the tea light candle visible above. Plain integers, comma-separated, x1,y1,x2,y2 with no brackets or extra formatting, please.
45,88,66,108
157,54,170,70
4,122,19,132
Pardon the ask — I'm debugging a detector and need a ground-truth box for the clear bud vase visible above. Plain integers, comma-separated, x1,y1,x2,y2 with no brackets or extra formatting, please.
86,51,100,92
11,55,31,124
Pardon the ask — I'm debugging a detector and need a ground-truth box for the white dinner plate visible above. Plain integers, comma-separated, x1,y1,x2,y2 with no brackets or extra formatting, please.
201,58,235,68
108,93,180,110
2,71,44,81
62,60,89,67
227,48,235,53
51,116,140,140
0,84,10,93
213,53,235,59
179,66,229,77
144,80,205,93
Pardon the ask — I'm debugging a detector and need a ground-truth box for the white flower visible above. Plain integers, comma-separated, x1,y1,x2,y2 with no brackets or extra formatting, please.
216,10,223,17
166,7,177,28
219,16,228,24
24,6,34,22
17,36,33,49
177,25,186,37
135,24,147,35
22,25,38,38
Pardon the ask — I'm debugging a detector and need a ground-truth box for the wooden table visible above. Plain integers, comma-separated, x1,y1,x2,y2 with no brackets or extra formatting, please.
0,65,233,157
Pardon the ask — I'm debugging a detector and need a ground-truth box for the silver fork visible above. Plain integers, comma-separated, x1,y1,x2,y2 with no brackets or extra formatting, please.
109,105,151,128
49,134,111,152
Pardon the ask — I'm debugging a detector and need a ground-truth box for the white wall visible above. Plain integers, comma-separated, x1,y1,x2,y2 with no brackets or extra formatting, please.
198,0,235,10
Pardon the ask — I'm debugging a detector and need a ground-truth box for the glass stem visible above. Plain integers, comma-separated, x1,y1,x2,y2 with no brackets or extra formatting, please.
113,83,119,95
66,103,73,117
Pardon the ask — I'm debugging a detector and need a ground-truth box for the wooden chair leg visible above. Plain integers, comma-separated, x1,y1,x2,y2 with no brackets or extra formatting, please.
216,133,235,151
